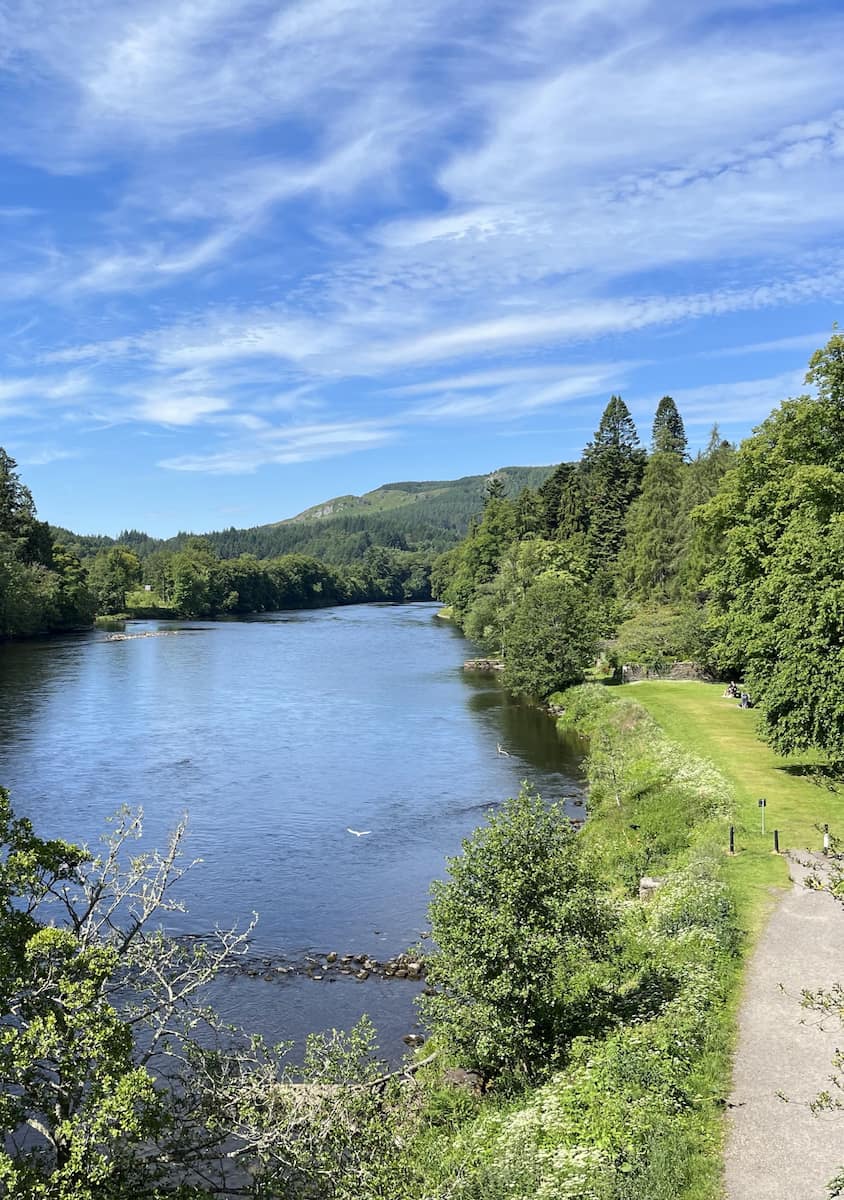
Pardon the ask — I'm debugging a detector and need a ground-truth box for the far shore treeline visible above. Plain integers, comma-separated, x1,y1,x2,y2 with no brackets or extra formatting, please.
0,463,553,634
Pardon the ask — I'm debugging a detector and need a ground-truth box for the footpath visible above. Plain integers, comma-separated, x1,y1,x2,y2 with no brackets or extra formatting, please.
724,852,844,1200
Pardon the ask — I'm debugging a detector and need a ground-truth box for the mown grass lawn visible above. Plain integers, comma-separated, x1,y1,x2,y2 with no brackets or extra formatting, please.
630,680,844,931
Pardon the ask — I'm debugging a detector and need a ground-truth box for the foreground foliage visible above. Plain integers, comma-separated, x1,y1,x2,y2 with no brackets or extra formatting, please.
0,789,417,1198
413,686,739,1200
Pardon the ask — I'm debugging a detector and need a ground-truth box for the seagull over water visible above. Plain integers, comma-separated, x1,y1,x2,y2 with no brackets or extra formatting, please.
346,828,371,837
497,744,511,756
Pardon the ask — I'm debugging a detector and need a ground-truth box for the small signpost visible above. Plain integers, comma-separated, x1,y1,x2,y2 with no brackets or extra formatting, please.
758,798,767,835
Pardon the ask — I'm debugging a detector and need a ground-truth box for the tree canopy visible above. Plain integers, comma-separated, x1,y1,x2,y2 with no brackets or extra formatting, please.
701,330,844,754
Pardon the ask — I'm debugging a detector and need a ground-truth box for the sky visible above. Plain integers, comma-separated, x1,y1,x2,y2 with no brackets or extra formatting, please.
1,0,843,537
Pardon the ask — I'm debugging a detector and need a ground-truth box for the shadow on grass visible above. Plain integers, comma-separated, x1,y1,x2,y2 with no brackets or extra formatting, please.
775,762,844,792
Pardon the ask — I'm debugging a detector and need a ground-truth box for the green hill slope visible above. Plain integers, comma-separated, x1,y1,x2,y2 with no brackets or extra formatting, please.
52,465,554,565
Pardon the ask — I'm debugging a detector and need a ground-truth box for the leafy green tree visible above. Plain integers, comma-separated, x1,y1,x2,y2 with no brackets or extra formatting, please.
503,575,602,697
48,544,97,629
88,546,142,615
580,396,646,572
651,395,687,457
168,539,222,617
422,787,615,1082
440,498,515,619
701,332,844,753
0,790,420,1198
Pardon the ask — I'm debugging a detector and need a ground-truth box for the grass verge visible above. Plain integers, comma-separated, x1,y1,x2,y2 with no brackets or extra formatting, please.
629,681,842,932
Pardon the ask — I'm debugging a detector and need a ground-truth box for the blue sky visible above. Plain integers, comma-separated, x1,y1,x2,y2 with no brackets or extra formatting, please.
1,0,842,537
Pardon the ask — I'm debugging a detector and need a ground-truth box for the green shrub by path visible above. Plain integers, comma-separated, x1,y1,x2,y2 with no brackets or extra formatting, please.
556,684,732,895
413,854,738,1200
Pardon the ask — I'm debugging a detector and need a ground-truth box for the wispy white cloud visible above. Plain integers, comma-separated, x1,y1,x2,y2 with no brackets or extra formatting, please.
159,419,396,474
646,370,807,429
1,0,843,503
15,446,80,467
402,368,625,421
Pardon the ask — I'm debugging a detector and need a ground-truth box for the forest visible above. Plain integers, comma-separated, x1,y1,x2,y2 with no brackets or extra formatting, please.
432,331,844,760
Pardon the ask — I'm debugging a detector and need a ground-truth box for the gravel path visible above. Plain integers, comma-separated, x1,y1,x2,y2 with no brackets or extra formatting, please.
724,853,844,1200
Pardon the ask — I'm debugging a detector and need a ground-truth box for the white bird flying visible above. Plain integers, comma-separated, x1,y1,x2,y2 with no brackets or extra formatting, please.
346,828,371,837
497,744,511,756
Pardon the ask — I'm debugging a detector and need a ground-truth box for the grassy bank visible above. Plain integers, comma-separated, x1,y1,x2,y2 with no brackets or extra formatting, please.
630,681,843,933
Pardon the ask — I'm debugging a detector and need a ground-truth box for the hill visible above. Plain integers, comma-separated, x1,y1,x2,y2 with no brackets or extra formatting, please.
51,465,554,565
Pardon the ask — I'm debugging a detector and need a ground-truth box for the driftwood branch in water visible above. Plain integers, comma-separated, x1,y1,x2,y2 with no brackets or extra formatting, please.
354,1051,438,1091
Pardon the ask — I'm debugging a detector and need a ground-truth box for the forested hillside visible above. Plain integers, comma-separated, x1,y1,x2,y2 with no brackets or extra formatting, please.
51,467,553,566
434,331,844,759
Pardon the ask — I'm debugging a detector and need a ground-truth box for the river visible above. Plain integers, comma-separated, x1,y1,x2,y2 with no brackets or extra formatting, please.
0,602,584,1056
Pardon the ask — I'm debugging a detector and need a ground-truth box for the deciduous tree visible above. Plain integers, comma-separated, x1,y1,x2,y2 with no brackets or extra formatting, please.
422,787,615,1082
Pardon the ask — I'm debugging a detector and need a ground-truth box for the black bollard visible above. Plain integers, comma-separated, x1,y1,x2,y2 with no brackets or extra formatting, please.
729,825,735,855
773,829,779,854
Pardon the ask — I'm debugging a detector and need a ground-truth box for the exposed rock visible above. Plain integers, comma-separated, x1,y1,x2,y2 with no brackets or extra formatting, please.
403,1033,425,1047
639,875,666,902
442,1067,484,1093
326,951,337,964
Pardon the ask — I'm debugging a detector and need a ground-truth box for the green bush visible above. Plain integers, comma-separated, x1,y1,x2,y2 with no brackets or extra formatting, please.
422,787,617,1083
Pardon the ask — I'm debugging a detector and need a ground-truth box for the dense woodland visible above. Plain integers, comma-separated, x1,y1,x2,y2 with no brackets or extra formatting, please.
433,331,844,759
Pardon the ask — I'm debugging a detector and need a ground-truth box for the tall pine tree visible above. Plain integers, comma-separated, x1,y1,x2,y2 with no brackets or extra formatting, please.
651,396,687,457
619,451,685,601
580,396,646,572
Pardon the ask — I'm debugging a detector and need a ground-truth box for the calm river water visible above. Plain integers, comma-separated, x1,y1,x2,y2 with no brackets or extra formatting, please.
0,603,584,1056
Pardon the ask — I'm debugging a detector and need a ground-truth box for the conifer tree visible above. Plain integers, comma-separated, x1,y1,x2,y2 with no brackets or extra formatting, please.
557,468,589,540
537,463,571,537
580,396,646,571
619,451,685,601
483,473,507,503
651,396,687,457
674,426,735,599
514,486,544,540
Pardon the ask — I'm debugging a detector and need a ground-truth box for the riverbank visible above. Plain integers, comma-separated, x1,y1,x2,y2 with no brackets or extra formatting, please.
620,681,844,1196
